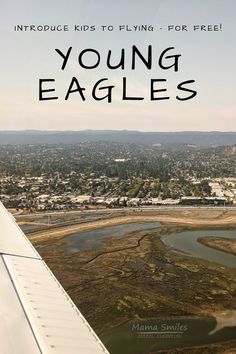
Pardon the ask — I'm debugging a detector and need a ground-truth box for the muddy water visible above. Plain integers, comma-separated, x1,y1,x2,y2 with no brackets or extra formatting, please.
63,222,161,251
162,229,236,269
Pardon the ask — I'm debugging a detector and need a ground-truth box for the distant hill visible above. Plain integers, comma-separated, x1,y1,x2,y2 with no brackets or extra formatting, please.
1,130,236,147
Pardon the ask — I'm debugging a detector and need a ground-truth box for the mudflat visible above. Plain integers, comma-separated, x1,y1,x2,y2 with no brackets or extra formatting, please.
18,208,236,354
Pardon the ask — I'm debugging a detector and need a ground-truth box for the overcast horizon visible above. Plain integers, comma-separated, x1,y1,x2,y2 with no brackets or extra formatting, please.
1,0,236,131
1,129,236,133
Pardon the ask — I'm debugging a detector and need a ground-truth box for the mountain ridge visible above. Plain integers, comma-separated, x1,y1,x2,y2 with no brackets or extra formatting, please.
1,130,236,146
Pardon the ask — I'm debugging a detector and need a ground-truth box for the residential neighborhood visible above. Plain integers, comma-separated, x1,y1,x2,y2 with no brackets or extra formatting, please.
1,142,236,211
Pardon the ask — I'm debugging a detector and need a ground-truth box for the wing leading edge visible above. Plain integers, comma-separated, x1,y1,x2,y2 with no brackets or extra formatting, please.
0,203,110,354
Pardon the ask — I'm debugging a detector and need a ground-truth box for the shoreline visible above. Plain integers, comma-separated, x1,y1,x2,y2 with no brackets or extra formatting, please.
198,236,236,257
27,212,236,242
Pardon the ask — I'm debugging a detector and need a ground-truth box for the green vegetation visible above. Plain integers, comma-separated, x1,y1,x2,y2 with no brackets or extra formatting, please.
1,141,236,209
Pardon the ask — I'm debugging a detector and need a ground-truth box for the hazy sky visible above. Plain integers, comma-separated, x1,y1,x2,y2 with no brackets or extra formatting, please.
1,0,236,131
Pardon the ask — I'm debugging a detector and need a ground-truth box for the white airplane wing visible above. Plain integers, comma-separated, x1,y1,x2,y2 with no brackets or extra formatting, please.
0,202,110,354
